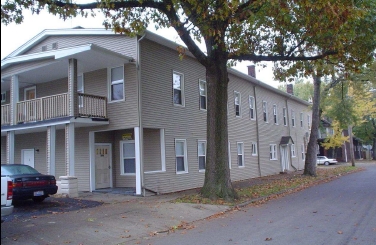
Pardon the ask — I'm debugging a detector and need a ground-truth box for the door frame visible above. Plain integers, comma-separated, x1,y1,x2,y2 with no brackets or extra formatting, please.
21,149,35,168
280,145,290,172
94,143,113,190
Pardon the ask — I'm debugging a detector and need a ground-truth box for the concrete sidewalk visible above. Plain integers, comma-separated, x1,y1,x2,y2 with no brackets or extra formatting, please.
1,160,374,245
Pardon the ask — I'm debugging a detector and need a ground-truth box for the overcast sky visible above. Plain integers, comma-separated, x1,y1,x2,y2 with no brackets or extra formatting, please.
1,10,280,88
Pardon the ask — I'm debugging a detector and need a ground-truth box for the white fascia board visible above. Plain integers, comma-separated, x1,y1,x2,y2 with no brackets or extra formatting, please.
5,28,116,59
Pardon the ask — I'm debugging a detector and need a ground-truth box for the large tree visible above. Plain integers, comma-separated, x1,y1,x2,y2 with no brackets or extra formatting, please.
2,0,375,200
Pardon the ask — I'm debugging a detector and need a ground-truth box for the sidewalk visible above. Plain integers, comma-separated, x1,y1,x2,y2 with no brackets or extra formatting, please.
1,160,374,245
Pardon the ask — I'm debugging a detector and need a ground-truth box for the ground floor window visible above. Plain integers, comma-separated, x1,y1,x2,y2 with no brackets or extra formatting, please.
121,141,135,175
198,140,206,171
270,144,278,160
175,139,188,173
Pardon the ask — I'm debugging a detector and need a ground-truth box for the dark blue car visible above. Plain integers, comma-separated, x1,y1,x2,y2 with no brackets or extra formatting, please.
1,164,58,203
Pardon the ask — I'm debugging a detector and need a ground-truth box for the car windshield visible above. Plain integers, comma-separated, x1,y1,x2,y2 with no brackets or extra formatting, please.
1,164,40,175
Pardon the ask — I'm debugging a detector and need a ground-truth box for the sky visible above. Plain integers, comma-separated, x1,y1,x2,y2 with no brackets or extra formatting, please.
1,10,280,88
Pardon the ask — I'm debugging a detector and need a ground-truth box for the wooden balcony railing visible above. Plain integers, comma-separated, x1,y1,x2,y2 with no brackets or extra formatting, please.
1,93,107,126
1,104,10,125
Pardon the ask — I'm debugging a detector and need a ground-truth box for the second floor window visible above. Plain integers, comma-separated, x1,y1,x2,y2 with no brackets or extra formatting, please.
110,66,124,101
1,92,6,103
291,110,296,127
300,113,303,127
249,96,255,120
283,108,287,126
263,101,268,122
199,80,207,110
173,72,184,106
273,105,278,124
234,92,241,117
307,115,311,130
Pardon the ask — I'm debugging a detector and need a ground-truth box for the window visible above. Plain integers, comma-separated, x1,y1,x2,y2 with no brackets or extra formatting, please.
273,104,278,124
237,142,244,167
175,139,188,173
283,108,287,126
121,141,135,175
173,72,184,106
52,42,58,50
1,92,6,103
307,115,311,130
77,75,84,107
249,96,255,120
199,80,207,110
234,92,241,117
228,141,232,169
42,45,47,51
198,141,206,171
270,144,278,160
291,144,296,157
109,66,124,101
301,145,305,160
300,113,303,127
291,110,295,127
252,142,257,156
263,101,268,122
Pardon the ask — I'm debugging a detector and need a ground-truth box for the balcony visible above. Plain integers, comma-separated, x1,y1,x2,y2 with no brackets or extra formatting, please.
1,93,107,126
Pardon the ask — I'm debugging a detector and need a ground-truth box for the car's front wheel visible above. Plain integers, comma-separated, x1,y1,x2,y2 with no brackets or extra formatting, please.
324,161,330,166
32,196,46,203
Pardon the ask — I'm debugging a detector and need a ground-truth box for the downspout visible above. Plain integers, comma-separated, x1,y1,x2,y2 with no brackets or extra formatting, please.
253,85,261,177
137,33,146,196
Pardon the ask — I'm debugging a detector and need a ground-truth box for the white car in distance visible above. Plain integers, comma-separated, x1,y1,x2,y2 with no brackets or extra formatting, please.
316,156,338,166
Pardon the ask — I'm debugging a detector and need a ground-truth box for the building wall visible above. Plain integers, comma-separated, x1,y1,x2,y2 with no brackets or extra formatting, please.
1,136,6,164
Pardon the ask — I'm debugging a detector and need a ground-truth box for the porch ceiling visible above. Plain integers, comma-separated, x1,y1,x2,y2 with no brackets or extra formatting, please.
1,44,134,92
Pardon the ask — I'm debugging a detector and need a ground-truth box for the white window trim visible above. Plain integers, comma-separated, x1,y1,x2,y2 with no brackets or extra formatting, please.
175,139,188,174
199,79,207,111
283,107,287,126
24,86,36,100
234,91,241,117
198,140,206,172
108,65,125,103
263,101,268,122
237,142,245,167
270,144,278,160
249,96,255,120
291,144,296,157
291,110,296,127
273,104,278,125
120,140,136,176
300,112,303,127
252,142,258,156
173,71,185,107
1,91,6,103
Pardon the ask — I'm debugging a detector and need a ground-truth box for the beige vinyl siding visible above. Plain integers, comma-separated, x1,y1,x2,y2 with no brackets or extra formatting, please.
1,137,6,164
140,39,207,193
24,35,137,59
143,128,162,172
1,59,56,79
18,78,67,101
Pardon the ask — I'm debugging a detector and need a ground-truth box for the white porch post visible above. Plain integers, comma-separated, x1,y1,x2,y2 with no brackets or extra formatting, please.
47,125,56,176
6,131,15,164
135,126,142,195
65,123,75,176
68,58,78,117
10,75,19,125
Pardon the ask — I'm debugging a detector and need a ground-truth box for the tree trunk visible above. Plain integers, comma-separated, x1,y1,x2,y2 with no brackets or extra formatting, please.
200,57,237,201
304,74,321,176
348,125,355,166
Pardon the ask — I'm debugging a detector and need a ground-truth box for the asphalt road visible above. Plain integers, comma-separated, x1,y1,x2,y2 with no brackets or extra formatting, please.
139,164,376,245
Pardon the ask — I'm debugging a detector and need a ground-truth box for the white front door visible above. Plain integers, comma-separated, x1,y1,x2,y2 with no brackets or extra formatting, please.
95,144,112,189
22,149,35,168
280,145,289,171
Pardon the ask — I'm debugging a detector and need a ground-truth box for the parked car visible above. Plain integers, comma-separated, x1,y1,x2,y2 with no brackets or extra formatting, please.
1,164,58,203
316,156,338,166
1,175,13,220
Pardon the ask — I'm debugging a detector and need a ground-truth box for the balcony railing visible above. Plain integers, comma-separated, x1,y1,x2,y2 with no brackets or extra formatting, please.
1,93,107,126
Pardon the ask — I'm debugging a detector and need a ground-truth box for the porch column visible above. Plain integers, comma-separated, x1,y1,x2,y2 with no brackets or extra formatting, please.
46,125,56,176
6,131,15,164
68,58,78,117
10,75,19,125
65,123,75,176
134,126,142,195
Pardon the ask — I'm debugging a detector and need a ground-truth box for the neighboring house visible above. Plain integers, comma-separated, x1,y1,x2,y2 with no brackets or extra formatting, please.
317,119,363,162
1,28,312,196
